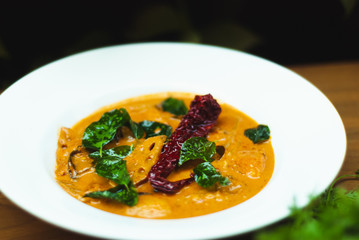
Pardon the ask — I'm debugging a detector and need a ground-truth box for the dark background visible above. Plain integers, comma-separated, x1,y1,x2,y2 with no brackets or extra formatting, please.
1,0,358,90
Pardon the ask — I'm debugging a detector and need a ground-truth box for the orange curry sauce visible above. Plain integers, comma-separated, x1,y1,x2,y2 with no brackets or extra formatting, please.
55,92,274,219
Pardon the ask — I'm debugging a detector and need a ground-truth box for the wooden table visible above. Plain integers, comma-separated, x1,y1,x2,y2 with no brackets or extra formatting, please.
1,61,358,239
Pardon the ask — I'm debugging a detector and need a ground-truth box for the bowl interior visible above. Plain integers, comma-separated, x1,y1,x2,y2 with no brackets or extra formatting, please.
0,43,346,240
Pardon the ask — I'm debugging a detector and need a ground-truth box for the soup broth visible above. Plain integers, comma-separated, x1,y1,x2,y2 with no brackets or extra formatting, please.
55,92,274,219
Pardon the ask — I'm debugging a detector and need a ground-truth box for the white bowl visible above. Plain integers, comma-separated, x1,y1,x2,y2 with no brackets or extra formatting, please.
0,42,346,239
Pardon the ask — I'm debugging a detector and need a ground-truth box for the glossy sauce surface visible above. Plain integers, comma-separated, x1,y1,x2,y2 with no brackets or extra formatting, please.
55,92,274,219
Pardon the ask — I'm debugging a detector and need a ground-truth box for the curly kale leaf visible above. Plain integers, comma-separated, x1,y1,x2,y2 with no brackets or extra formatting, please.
244,124,270,144
85,153,138,206
193,162,230,188
84,183,138,206
127,120,145,139
89,145,133,160
161,97,188,116
82,108,144,152
94,156,132,186
139,120,172,139
178,137,216,166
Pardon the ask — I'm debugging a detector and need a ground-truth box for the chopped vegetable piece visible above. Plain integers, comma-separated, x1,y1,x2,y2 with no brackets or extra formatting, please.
148,94,221,194
68,149,82,179
125,135,167,185
215,145,225,159
161,97,188,116
178,137,216,166
193,162,230,188
84,183,138,206
139,120,172,139
244,124,270,143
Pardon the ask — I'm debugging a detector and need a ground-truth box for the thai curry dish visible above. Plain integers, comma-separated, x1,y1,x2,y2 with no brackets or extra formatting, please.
55,92,274,219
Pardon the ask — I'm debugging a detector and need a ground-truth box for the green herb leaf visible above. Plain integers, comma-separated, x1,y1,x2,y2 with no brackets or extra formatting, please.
256,170,359,240
127,120,145,139
82,108,131,150
193,162,230,188
86,148,138,206
95,156,132,186
84,183,138,206
139,120,173,139
325,169,359,205
82,108,145,151
89,145,133,161
257,188,359,240
244,124,270,144
178,137,216,166
161,97,188,116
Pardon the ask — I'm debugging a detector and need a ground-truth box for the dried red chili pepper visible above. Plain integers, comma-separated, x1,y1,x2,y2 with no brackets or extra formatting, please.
148,94,221,194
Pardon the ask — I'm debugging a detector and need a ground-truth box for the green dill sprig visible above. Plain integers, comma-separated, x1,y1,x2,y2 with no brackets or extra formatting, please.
325,169,359,205
255,169,359,240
